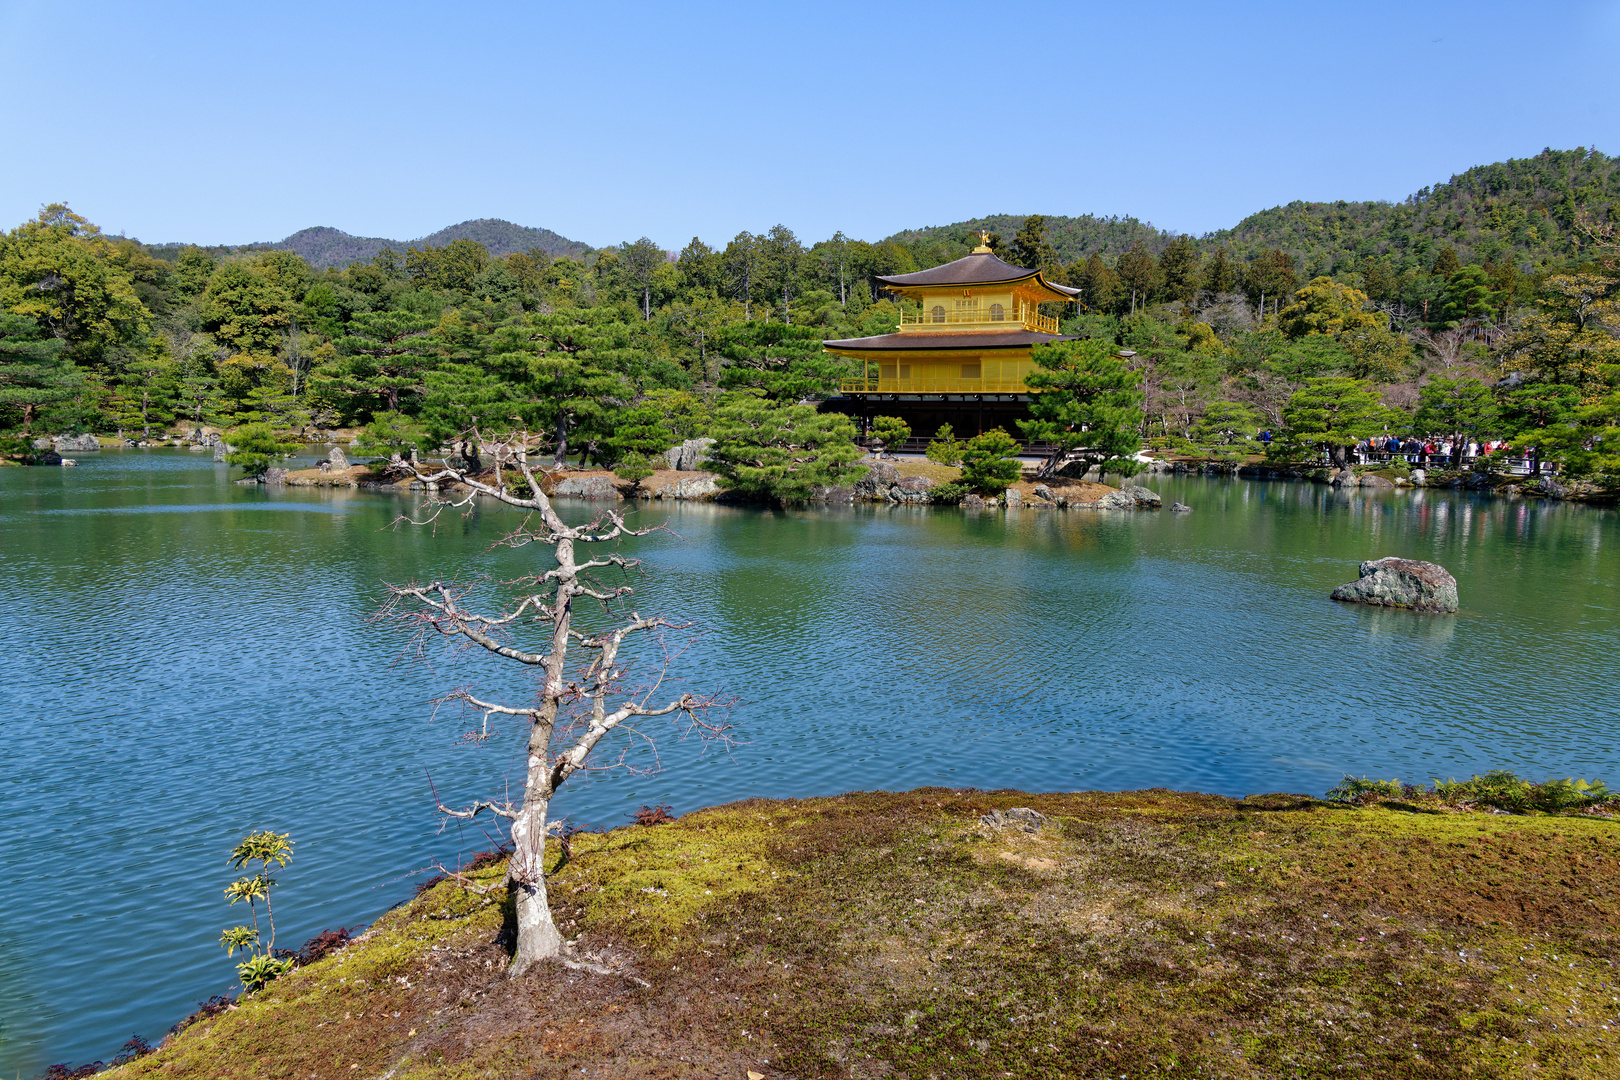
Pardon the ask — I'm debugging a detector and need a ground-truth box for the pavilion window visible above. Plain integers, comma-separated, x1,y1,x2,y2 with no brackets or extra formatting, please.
989,303,1005,321
899,364,911,379
880,363,897,380
930,305,946,323
961,362,981,379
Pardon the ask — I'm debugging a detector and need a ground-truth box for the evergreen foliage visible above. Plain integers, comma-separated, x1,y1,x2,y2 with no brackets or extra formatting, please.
1277,377,1392,468
224,422,299,477
868,415,910,456
706,390,865,504
0,313,78,432
924,423,965,467
958,428,1024,493
1020,339,1144,477
2,153,1615,490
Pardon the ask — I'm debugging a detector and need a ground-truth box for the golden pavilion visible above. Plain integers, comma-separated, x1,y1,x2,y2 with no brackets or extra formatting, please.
821,234,1080,442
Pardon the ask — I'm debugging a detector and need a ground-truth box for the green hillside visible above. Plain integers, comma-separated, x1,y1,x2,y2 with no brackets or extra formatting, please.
884,213,1173,265
887,148,1619,275
1209,147,1619,276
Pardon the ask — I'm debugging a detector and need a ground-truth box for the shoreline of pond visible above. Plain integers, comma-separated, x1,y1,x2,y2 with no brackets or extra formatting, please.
11,437,1616,509
1149,456,1619,504
86,782,1620,1080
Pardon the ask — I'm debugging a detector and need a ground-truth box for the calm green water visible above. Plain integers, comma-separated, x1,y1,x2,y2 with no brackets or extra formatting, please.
1,450,1617,1073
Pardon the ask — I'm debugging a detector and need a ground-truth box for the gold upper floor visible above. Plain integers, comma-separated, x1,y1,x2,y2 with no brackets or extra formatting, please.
897,295,1059,335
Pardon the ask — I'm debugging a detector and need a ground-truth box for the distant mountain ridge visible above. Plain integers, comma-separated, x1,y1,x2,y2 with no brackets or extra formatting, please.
133,149,1616,277
269,218,594,267
886,148,1618,275
146,218,595,268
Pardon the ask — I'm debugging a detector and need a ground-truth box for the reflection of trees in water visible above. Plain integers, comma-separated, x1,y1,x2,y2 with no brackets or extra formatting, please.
673,503,1143,702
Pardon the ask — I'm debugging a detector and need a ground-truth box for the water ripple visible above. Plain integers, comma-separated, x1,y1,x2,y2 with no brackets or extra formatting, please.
0,454,1616,1073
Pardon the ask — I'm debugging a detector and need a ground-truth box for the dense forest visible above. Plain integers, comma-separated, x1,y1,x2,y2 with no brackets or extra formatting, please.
1,146,1617,491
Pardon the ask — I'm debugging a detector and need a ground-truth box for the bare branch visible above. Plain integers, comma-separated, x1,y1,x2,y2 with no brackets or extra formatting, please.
382,424,734,977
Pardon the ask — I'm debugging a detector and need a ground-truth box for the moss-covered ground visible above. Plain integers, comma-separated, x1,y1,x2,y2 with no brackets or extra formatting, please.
110,788,1619,1079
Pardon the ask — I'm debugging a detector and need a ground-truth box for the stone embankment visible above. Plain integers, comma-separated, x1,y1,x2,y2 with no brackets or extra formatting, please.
277,452,1168,510
814,460,1165,510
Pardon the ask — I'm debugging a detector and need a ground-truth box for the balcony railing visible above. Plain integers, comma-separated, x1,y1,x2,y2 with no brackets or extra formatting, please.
898,304,1058,335
839,376,1032,394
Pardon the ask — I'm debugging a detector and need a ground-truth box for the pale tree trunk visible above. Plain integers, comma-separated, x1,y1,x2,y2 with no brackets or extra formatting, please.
389,434,726,979
507,792,564,974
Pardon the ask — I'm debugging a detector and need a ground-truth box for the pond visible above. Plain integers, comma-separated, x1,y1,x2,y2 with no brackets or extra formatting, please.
1,450,1616,1073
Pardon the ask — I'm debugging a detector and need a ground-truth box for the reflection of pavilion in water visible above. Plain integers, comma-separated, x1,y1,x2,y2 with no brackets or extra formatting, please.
820,234,1080,442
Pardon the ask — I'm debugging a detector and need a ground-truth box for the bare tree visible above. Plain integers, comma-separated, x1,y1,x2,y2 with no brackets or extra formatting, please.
1234,371,1299,429
383,429,728,977
1417,325,1469,371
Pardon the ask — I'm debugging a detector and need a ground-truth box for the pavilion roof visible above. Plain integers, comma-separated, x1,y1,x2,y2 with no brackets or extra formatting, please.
875,251,1080,299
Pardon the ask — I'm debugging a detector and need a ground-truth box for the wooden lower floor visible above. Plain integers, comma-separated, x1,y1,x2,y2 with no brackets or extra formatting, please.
819,394,1035,443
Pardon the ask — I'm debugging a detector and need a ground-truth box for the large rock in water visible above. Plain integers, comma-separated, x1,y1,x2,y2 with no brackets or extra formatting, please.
1331,557,1459,613
852,460,936,503
328,446,349,471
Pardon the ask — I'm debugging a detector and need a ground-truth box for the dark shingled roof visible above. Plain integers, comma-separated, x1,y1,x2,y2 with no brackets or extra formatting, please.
823,330,1077,352
875,251,1081,297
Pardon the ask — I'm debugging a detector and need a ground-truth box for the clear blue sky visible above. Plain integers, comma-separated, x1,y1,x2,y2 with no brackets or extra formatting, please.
2,0,1616,250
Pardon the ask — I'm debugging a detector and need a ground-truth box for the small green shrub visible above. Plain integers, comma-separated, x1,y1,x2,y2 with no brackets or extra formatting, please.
924,423,965,467
224,423,298,478
1325,776,1404,803
870,416,911,457
959,428,1023,493
1328,770,1613,812
613,452,655,489
354,411,428,456
219,830,296,992
930,481,968,503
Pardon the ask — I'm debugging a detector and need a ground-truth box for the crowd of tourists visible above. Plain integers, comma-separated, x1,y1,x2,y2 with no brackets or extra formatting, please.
1352,434,1520,468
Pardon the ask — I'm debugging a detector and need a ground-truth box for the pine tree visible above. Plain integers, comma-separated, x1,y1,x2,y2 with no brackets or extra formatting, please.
1018,338,1144,478
0,314,79,433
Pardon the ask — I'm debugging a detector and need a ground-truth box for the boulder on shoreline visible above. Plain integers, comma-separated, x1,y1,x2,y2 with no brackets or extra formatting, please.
554,475,620,501
40,433,101,453
663,437,715,472
1330,556,1459,613
1080,482,1162,510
